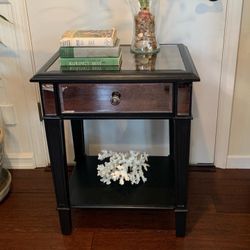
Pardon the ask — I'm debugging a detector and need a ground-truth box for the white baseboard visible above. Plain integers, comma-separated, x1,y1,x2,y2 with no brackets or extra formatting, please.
88,144,170,156
4,152,35,169
227,155,250,169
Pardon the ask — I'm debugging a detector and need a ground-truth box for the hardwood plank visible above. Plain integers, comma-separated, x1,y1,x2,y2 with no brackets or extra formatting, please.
0,168,249,249
0,232,93,250
91,231,175,250
0,176,93,250
91,230,250,250
9,169,54,193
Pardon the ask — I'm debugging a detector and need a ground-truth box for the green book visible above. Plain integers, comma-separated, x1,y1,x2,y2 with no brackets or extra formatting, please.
60,39,120,58
60,51,122,66
60,65,121,71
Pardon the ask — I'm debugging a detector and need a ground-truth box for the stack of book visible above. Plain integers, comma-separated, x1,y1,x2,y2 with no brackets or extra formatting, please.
59,28,121,71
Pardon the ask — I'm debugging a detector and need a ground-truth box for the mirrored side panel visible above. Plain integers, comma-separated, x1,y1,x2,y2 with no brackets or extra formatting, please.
40,84,57,115
177,84,192,116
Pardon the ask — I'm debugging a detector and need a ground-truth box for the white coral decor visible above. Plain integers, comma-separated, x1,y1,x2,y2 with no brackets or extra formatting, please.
97,150,150,185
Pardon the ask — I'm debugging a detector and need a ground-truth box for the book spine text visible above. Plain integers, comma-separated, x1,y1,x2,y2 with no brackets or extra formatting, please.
60,56,121,66
60,38,115,47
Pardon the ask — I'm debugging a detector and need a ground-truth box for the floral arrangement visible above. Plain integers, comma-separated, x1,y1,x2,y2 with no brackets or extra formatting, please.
97,150,150,185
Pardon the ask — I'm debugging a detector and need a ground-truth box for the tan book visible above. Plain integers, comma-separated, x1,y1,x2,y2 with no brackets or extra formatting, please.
60,28,117,47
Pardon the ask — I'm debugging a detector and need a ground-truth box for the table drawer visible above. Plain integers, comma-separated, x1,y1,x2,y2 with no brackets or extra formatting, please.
59,83,172,114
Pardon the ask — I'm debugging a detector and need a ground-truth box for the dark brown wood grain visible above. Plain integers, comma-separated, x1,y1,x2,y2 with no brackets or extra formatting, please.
41,83,192,116
60,83,172,114
0,168,249,249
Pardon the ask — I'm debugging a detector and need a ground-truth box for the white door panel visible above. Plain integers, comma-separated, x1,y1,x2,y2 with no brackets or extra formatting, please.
0,0,48,168
159,0,226,163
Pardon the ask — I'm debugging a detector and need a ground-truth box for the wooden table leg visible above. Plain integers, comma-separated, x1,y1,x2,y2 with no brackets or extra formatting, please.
44,118,72,235
170,118,191,237
71,120,85,162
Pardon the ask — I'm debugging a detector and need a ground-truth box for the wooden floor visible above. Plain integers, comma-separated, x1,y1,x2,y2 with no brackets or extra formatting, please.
0,168,250,250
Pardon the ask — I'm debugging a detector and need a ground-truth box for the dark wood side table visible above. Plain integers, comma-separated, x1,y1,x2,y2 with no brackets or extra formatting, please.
30,44,200,237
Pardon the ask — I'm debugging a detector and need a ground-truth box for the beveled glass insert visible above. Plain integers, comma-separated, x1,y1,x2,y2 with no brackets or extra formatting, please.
41,84,56,115
122,45,185,71
177,84,191,116
45,45,186,73
60,83,172,114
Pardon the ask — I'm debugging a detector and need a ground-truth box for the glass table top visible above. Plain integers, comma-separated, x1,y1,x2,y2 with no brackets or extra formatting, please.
30,44,200,83
46,45,185,72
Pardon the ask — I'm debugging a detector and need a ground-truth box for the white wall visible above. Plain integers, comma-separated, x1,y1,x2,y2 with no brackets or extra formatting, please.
26,0,229,165
0,0,244,168
228,0,250,169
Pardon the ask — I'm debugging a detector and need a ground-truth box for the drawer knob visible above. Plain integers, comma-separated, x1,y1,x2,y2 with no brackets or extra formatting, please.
110,91,121,106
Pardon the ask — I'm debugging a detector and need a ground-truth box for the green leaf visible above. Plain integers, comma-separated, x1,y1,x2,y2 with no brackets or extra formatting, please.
0,14,11,23
0,40,7,47
139,0,149,9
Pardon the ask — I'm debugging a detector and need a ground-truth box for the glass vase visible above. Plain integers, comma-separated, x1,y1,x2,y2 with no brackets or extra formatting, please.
128,0,160,54
134,54,157,70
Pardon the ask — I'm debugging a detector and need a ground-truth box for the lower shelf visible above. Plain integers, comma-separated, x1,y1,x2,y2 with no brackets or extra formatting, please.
69,156,175,209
